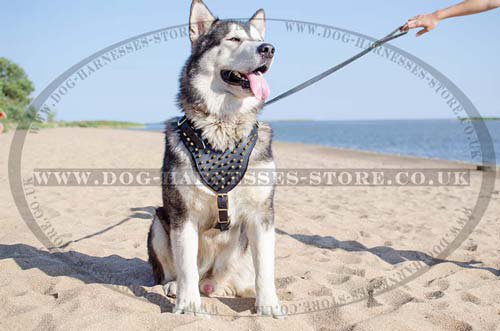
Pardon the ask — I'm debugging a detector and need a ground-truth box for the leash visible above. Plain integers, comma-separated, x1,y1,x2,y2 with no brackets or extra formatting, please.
264,26,408,107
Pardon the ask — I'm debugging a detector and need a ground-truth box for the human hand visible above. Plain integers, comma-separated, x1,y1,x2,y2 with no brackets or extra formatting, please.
402,12,441,37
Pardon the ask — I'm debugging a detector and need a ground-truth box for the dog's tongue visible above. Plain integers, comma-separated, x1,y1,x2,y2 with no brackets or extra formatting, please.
246,72,270,101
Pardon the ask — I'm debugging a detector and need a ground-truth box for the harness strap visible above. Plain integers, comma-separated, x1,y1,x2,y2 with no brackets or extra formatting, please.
215,193,230,231
177,116,259,231
178,116,205,149
264,26,408,107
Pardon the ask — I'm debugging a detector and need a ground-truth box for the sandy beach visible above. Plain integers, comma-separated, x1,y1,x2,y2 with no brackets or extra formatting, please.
0,128,499,331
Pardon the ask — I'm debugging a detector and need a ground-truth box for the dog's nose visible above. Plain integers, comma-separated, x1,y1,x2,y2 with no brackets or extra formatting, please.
257,43,275,58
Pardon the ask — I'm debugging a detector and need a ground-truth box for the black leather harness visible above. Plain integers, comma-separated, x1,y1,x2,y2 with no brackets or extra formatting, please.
177,116,258,231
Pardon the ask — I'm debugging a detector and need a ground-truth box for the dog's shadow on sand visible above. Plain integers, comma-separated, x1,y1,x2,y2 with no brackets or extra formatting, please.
276,229,500,276
0,242,177,312
2,207,498,315
0,206,253,313
0,242,257,314
0,206,175,311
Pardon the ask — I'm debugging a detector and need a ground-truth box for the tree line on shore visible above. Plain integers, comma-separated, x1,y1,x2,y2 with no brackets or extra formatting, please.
0,57,142,133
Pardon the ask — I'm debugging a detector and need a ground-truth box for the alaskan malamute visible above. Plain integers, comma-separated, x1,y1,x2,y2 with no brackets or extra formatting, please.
147,0,281,318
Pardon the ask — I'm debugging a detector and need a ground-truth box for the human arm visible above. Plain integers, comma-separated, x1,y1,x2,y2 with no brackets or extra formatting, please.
403,0,500,36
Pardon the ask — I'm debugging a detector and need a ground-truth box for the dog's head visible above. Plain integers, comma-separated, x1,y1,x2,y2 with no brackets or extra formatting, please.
179,0,275,116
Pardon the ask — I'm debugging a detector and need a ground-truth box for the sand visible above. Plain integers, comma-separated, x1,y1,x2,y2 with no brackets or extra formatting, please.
0,128,499,331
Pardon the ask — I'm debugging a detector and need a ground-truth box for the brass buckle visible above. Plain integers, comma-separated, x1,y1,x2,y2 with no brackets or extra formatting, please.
217,216,230,224
217,194,230,224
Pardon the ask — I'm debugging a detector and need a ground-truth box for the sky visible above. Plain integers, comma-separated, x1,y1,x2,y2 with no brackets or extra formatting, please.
1,0,499,123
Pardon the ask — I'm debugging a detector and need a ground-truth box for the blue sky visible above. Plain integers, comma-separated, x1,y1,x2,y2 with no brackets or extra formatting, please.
1,0,499,122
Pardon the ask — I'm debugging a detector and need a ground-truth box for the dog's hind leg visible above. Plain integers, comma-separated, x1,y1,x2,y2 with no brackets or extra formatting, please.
147,211,177,296
200,224,256,298
200,251,255,298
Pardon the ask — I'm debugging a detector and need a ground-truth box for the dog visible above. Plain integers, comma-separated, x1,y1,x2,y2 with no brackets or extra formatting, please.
147,0,282,318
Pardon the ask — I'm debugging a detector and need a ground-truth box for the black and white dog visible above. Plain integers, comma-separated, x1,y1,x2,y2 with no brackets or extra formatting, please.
147,0,282,317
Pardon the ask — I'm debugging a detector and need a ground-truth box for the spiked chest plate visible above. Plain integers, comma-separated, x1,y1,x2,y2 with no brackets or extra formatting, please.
177,116,258,231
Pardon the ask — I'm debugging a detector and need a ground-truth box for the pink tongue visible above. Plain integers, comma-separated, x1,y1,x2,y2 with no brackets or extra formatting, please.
246,72,270,101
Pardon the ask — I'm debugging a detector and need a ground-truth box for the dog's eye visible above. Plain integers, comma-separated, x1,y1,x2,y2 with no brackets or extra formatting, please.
228,37,241,43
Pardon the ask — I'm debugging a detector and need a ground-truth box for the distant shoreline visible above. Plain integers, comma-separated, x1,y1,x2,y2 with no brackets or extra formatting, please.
463,117,500,121
38,120,145,129
141,118,500,125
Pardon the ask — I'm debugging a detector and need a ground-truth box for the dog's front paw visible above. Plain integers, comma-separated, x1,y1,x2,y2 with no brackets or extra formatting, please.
173,291,209,318
256,296,285,319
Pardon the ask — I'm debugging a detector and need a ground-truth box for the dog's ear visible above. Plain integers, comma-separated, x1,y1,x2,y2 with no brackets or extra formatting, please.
249,9,266,39
189,0,216,44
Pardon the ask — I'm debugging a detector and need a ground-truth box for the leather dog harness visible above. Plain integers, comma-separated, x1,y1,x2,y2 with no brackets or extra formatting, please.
177,116,258,231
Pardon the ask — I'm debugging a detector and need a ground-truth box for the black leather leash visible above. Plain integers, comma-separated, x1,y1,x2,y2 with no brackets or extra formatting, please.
264,26,408,107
